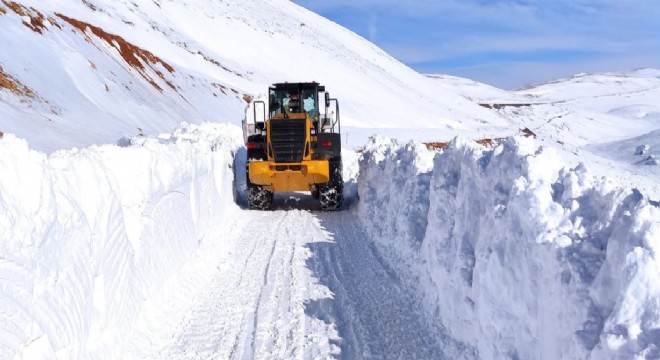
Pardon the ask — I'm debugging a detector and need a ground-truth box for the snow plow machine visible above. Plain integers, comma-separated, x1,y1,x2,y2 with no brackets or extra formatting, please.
243,82,343,210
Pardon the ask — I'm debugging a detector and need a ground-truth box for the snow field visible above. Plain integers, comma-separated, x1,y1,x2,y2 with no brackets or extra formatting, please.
356,135,660,359
0,123,242,359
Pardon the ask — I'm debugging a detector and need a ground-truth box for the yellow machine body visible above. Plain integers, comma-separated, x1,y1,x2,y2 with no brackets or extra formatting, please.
248,160,329,192
248,112,330,192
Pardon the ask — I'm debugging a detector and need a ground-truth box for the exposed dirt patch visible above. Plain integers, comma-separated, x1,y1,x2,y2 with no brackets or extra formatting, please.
211,82,227,95
425,137,507,151
197,50,244,78
24,9,45,33
56,13,175,92
424,142,449,150
520,127,537,138
2,1,47,33
2,1,24,15
0,5,6,14
47,15,61,29
81,0,97,11
475,138,495,147
0,65,37,98
479,103,534,110
425,128,537,151
243,94,253,104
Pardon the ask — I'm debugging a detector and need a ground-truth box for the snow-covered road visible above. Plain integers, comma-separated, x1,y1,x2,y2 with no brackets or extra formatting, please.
125,195,470,359
308,210,472,360
156,210,330,359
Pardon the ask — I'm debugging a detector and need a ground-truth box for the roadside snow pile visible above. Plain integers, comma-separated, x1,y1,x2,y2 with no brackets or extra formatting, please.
0,123,242,359
357,135,660,359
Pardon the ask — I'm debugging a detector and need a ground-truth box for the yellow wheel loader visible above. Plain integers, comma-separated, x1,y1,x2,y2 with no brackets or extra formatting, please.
243,82,343,210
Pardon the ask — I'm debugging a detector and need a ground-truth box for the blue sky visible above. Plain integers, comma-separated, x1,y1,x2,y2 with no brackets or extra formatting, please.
291,0,660,89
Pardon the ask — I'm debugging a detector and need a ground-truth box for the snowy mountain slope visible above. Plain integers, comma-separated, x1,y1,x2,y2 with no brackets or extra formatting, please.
0,0,249,153
424,69,660,145
518,69,660,100
0,0,507,153
511,69,660,146
450,68,660,197
588,129,660,167
426,73,528,104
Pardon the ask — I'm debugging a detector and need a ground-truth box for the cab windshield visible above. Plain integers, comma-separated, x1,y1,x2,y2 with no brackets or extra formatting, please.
269,84,319,118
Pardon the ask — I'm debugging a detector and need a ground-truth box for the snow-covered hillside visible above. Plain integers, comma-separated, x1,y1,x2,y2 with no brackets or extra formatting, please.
0,0,506,153
428,69,660,198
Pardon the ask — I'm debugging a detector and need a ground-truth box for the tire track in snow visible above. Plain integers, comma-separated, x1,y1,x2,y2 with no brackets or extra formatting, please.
152,211,285,359
308,211,475,359
250,209,336,359
136,196,471,359
242,211,284,359
228,212,278,359
154,210,336,359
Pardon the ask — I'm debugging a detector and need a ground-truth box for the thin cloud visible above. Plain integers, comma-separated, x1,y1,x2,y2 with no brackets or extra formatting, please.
292,0,660,88
425,51,660,90
367,12,379,42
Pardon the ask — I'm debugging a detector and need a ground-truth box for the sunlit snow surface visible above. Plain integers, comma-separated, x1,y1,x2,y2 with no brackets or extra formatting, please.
0,0,505,153
357,135,660,359
1,0,660,359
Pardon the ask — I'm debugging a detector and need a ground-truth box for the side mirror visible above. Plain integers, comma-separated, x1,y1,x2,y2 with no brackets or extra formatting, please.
325,92,330,107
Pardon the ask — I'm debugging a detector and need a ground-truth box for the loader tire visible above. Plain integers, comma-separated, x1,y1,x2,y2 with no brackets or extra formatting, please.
247,184,273,210
246,169,272,210
319,159,343,211
319,184,342,211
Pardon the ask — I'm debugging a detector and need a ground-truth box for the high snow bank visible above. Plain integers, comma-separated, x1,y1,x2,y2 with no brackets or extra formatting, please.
357,136,660,359
0,123,242,359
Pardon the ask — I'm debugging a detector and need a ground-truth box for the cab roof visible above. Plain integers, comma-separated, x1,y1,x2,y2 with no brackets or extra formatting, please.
271,82,325,92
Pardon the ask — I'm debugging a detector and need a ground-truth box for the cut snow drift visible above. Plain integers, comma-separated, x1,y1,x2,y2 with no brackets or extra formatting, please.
0,123,242,358
356,135,660,359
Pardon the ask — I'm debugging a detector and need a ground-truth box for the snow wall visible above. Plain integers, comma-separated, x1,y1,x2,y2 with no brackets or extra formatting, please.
0,123,242,359
357,136,660,359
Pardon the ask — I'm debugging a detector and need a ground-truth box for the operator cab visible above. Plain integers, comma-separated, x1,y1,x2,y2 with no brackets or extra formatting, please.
269,82,324,128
